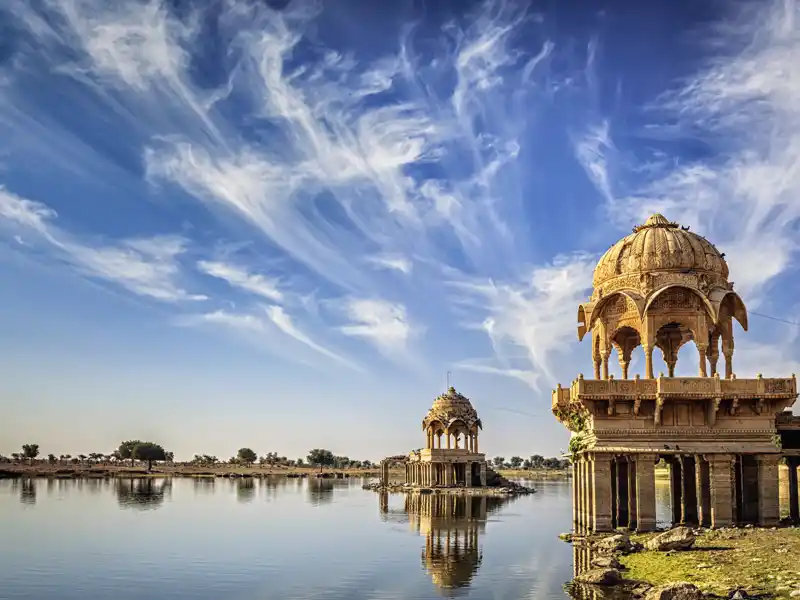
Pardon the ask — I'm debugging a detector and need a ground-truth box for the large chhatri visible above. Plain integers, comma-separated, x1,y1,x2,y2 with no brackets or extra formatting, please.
553,214,799,533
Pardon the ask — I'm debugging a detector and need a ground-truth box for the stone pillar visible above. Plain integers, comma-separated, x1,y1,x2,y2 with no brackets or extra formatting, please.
697,345,708,377
644,345,654,379
465,462,472,488
601,351,610,380
479,462,486,487
636,456,657,531
681,456,699,526
696,456,712,528
670,458,683,525
756,454,781,527
789,458,799,524
616,457,630,528
594,358,601,380
708,454,734,528
628,455,638,530
610,458,618,529
724,349,734,379
592,454,614,532
572,460,579,532
577,457,586,534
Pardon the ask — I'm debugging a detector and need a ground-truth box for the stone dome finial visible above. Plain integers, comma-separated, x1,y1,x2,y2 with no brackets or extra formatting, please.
422,387,482,431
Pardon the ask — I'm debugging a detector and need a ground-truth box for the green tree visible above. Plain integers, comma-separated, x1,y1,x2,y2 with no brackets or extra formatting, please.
492,456,505,468
307,448,335,472
132,442,167,471
47,453,57,464
21,444,39,465
237,448,257,465
296,458,304,467
530,454,545,469
118,440,143,466
509,456,523,468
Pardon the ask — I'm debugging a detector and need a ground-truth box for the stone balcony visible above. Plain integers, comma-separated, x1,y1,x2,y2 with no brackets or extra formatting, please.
415,448,486,461
552,374,798,430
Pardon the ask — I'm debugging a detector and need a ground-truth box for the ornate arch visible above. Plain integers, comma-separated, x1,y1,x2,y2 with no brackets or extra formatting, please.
643,284,716,321
719,291,748,331
587,290,645,331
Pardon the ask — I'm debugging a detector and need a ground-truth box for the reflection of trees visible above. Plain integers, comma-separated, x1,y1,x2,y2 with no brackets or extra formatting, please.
306,478,334,506
20,478,36,505
378,493,515,597
193,477,216,495
236,477,256,503
115,478,172,510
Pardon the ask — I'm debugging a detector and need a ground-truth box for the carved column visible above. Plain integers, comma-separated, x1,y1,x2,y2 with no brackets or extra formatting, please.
636,456,657,531
669,458,683,525
572,460,579,532
697,344,708,377
616,457,630,528
479,462,486,487
696,455,712,527
681,455,699,526
708,454,734,528
592,453,614,532
627,455,638,530
789,458,799,524
601,351,610,380
644,345,654,379
756,454,781,526
474,433,479,454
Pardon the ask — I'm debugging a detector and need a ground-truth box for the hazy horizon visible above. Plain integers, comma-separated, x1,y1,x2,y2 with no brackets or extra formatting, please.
1,0,799,460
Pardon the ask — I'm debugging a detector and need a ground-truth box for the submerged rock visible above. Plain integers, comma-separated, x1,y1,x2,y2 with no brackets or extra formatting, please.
574,568,623,586
645,583,703,600
645,527,696,552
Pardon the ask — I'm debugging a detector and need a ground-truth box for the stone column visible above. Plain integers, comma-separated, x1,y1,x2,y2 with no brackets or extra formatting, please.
591,454,613,532
601,351,610,380
723,349,734,379
465,462,472,488
616,457,630,528
594,357,601,380
789,458,799,524
697,344,708,377
696,456,712,528
577,457,586,534
636,455,657,532
572,460,579,532
669,458,683,525
644,345,654,379
474,433,479,454
681,456,699,526
756,454,781,527
708,454,734,528
610,458,618,529
628,455,638,530
479,462,487,487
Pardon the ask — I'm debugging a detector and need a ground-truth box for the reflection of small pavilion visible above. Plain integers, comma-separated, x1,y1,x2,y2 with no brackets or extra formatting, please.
379,492,512,596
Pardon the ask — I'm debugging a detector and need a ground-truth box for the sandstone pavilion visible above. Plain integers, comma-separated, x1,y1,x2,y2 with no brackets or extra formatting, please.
379,387,488,488
552,213,800,533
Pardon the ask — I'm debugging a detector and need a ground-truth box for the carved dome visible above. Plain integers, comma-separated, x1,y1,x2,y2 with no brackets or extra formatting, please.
422,387,482,431
593,213,729,290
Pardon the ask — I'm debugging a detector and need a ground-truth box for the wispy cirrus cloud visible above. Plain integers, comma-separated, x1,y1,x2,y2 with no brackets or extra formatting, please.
448,253,596,390
197,260,283,303
607,0,800,305
339,298,415,358
0,188,204,302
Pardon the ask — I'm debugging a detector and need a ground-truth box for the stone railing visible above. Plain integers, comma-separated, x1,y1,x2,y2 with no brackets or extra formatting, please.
552,373,797,409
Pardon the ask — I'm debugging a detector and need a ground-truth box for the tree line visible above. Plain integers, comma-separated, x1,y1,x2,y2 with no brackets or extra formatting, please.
1,444,375,471
491,455,569,470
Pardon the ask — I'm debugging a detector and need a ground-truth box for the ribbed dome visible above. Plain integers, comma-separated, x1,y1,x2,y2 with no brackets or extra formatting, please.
422,387,482,430
593,214,729,289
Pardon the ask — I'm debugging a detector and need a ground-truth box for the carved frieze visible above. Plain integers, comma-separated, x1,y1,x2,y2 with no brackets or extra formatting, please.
648,288,702,312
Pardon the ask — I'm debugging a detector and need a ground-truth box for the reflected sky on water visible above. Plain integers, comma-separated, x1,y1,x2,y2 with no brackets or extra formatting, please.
0,477,673,600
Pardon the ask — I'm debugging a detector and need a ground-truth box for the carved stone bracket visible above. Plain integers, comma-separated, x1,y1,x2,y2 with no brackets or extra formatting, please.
707,397,722,427
608,398,616,416
654,395,664,426
633,397,641,416
730,398,739,416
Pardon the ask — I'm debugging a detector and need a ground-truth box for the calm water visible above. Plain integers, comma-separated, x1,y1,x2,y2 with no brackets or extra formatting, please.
0,477,673,600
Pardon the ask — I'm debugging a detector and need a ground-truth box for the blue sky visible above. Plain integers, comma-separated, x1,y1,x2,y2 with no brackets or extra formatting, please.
1,0,799,461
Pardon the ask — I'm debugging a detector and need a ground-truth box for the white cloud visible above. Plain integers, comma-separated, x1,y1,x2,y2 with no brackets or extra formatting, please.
339,298,414,357
365,254,412,275
0,188,204,302
197,260,283,302
574,119,614,204
448,253,595,390
608,0,800,305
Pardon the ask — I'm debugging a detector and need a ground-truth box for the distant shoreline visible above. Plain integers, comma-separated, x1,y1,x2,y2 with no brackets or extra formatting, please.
0,464,572,480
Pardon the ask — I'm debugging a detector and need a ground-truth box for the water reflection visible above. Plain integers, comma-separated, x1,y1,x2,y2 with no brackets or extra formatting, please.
236,477,256,503
17,478,36,505
567,543,633,600
379,492,514,597
307,478,334,506
115,478,172,510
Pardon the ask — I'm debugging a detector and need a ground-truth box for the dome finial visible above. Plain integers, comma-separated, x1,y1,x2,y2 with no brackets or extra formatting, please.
632,213,679,232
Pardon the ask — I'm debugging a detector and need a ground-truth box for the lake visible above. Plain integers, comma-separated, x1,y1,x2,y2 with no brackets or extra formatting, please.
0,477,673,600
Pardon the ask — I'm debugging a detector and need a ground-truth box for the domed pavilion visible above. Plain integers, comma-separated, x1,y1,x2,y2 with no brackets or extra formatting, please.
380,387,488,488
553,214,798,533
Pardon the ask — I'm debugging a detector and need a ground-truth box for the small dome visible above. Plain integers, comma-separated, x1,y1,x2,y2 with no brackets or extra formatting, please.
423,387,482,431
593,213,729,289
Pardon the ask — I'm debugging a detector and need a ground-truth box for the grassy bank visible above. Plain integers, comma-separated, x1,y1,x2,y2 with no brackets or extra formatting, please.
620,528,800,597
497,468,570,479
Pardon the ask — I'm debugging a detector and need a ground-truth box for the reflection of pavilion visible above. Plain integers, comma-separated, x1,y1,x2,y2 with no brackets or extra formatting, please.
379,492,512,596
